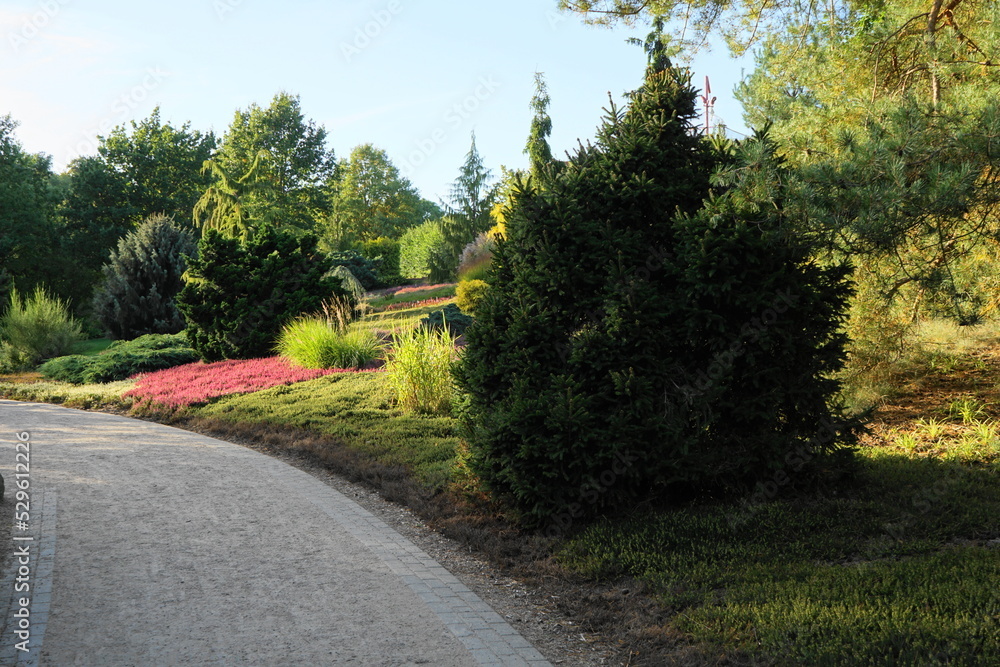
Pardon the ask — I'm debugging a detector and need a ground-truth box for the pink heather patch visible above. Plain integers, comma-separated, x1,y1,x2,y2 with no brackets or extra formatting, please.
124,356,380,408
390,283,454,297
381,296,452,312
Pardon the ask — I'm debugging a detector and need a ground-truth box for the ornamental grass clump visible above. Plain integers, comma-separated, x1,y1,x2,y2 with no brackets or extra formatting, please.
0,287,82,370
385,325,459,415
275,316,382,370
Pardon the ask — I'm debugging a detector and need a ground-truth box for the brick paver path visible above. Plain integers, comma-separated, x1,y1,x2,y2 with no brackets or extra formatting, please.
0,400,551,666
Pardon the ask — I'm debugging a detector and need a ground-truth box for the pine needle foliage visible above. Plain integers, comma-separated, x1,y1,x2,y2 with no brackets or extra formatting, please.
92,213,197,340
176,226,347,361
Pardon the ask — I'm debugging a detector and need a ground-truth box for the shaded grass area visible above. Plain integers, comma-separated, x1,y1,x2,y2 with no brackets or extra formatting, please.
192,372,461,490
558,358,1000,665
70,337,113,356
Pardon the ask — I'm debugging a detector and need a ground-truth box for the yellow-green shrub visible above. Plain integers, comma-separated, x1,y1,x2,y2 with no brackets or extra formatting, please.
455,279,488,315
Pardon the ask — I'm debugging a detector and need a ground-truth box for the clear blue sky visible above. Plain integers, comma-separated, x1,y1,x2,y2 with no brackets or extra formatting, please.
2,0,752,203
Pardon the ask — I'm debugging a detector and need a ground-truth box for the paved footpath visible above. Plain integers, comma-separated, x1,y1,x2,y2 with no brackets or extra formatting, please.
0,400,551,666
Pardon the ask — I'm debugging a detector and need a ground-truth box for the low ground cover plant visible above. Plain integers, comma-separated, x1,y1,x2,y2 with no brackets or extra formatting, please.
193,372,460,490
379,296,452,312
559,444,1000,665
367,283,456,310
419,303,473,336
0,378,136,409
39,333,198,384
124,356,366,408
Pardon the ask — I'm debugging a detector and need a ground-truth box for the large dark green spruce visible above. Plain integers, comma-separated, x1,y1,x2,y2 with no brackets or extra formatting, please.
176,226,346,361
455,64,858,528
92,214,196,340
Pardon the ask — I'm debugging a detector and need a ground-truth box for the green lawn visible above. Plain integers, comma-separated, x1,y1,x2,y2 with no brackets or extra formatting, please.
366,284,456,310
70,337,113,356
559,441,1000,664
193,372,461,490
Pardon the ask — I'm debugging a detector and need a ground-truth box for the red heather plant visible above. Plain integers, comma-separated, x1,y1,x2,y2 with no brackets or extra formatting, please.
124,356,379,408
379,296,452,312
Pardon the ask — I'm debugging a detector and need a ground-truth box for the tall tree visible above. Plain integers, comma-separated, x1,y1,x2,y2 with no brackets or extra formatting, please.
325,144,427,246
560,0,997,62
732,0,1000,322
100,108,217,224
193,151,274,239
58,110,216,308
525,72,554,175
439,133,495,263
215,92,336,232
0,116,57,301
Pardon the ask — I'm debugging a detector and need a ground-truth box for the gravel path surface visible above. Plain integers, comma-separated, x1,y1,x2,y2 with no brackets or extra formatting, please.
0,400,554,666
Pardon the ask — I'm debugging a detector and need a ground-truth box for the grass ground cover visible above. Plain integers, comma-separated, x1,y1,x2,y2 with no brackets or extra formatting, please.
70,338,113,356
359,300,458,332
366,283,456,310
557,328,1000,665
124,356,368,408
192,372,461,490
0,378,136,409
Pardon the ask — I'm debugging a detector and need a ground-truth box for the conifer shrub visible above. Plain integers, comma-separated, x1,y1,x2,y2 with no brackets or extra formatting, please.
455,65,858,527
92,213,196,340
329,266,366,302
38,333,199,384
455,279,488,315
419,303,473,336
0,287,83,370
327,250,381,290
176,227,347,361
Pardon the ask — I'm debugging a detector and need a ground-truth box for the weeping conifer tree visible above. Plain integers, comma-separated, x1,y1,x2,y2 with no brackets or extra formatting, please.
456,61,859,528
